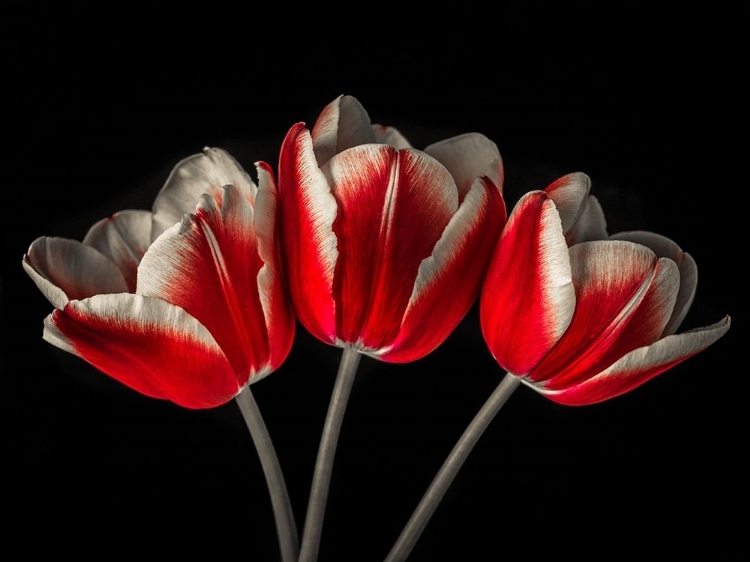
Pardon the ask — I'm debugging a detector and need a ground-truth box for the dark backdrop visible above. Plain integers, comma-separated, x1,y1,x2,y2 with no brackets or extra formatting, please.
3,3,742,560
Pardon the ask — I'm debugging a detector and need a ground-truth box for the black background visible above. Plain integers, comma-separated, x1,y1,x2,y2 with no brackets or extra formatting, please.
3,2,743,560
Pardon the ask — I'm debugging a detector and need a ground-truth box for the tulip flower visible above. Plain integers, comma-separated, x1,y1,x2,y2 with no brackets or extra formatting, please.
277,94,507,562
480,175,730,406
23,147,299,561
384,171,730,562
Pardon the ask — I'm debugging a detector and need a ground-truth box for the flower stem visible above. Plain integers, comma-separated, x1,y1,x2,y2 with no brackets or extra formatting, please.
383,371,521,562
235,385,299,562
298,346,362,562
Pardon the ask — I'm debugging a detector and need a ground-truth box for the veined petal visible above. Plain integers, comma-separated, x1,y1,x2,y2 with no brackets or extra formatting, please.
570,194,608,244
151,146,258,241
532,241,680,390
480,191,575,376
535,316,731,406
372,124,412,149
138,184,270,385
83,210,153,291
326,145,457,350
43,295,241,409
610,230,697,336
381,178,506,362
424,133,504,200
278,123,338,343
311,95,376,166
22,236,129,308
253,161,296,371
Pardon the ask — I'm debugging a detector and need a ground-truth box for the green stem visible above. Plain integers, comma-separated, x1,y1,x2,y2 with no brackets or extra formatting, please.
383,372,521,562
298,346,362,562
235,385,299,562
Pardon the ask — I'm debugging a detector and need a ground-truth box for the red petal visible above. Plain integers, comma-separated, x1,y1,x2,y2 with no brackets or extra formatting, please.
531,241,680,390
537,316,731,405
43,295,241,409
138,184,271,384
480,191,575,375
382,178,506,362
610,230,697,336
277,123,338,344
326,145,457,350
151,146,258,241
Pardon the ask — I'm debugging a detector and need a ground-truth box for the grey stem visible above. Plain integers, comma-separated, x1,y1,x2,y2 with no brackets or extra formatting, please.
235,385,299,562
383,372,521,562
298,346,362,562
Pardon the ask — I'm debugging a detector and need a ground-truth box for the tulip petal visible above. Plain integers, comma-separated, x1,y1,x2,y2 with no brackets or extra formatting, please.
253,161,296,370
424,133,504,200
372,124,412,149
480,191,575,376
545,172,608,244
22,236,129,308
43,295,241,409
151,146,258,241
278,123,338,343
381,178,506,362
610,230,697,336
531,241,681,389
325,145,457,350
83,210,153,291
311,94,376,166
138,184,271,385
535,315,731,405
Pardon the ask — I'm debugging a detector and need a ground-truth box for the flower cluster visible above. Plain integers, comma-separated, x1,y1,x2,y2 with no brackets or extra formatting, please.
22,94,730,562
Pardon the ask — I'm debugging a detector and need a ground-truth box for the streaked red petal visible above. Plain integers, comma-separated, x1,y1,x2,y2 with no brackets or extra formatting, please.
253,161,296,372
277,123,338,344
532,241,680,389
424,133,504,200
23,236,128,308
610,230,697,336
480,191,575,375
311,95,376,166
382,178,506,362
83,209,153,291
151,146,258,241
326,145,457,349
138,184,270,384
536,316,731,405
43,295,241,409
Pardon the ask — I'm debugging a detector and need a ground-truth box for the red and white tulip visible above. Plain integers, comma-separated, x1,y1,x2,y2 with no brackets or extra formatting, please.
23,148,294,408
480,173,730,405
277,95,507,362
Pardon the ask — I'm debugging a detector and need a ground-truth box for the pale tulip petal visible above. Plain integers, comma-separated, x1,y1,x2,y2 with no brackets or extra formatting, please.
545,172,591,235
382,178,506,362
480,191,575,376
83,209,153,291
23,236,128,308
311,94,376,166
424,133,504,200
610,230,697,336
139,184,271,385
535,316,731,405
277,123,338,343
151,146,258,241
253,161,296,371
372,124,412,149
532,241,680,389
43,294,241,409
325,145,457,350
570,194,608,243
